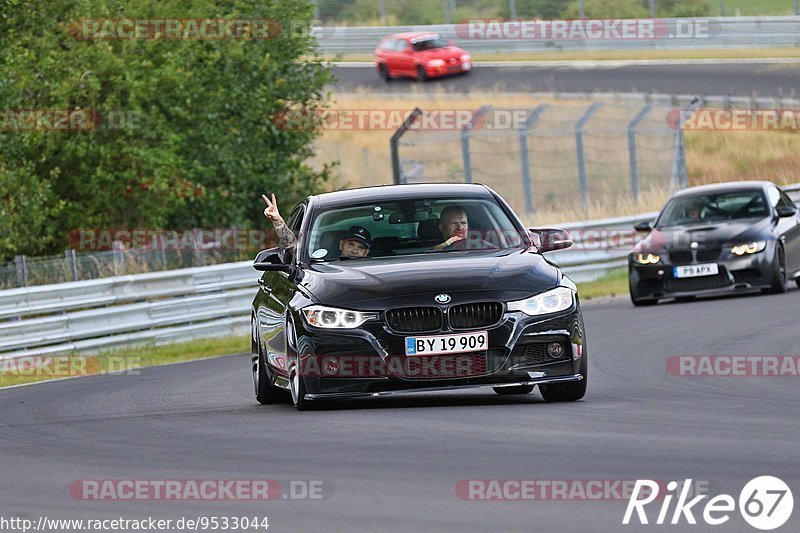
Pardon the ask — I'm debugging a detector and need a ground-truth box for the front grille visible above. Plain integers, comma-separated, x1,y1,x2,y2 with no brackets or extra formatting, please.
697,249,721,262
448,302,504,330
385,307,442,333
669,251,693,264
664,272,729,292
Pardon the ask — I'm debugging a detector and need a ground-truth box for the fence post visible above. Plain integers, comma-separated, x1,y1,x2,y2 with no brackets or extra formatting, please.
460,105,491,185
390,107,422,184
649,0,655,17
14,255,28,287
509,0,517,18
671,100,700,191
519,104,550,214
627,104,653,206
575,102,602,216
66,248,79,281
795,0,799,16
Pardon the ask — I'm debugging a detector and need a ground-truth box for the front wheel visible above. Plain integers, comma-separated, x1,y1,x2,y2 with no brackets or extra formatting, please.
763,244,787,294
378,64,390,81
539,355,587,402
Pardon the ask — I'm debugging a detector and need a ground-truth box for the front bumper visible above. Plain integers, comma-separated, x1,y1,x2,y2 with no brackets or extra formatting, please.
424,60,471,77
629,245,777,299
291,303,586,400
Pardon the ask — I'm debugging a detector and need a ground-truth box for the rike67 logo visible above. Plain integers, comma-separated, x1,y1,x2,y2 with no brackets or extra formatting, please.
624,477,793,530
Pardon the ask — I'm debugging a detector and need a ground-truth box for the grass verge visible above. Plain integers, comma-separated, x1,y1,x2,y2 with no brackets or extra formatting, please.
576,267,629,301
0,335,249,388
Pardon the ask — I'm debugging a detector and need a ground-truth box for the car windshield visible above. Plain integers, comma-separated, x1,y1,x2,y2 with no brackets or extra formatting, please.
656,190,769,228
412,37,449,52
305,197,526,262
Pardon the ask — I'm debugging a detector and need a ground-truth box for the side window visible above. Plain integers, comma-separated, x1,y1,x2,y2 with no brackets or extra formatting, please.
395,39,410,52
767,186,781,207
778,190,795,208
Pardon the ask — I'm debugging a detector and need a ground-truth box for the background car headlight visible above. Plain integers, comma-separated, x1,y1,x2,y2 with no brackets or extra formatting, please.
427,59,445,68
731,241,766,256
507,287,574,316
302,306,377,329
634,252,661,264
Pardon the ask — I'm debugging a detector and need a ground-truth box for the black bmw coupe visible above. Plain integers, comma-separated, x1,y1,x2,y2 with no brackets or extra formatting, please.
629,181,800,306
250,183,587,410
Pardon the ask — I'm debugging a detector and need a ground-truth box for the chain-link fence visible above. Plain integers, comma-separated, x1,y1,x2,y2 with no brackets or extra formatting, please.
391,100,687,221
0,247,250,290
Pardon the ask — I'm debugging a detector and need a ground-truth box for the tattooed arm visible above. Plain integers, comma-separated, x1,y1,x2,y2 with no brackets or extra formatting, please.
261,193,296,248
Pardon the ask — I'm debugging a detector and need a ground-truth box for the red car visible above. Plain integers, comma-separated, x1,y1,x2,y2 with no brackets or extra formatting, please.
374,32,472,81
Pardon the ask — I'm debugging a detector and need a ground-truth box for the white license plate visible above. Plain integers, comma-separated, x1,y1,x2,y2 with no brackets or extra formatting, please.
674,263,719,278
405,331,487,356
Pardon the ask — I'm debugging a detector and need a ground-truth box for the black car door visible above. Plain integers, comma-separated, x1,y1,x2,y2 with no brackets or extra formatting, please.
267,205,305,368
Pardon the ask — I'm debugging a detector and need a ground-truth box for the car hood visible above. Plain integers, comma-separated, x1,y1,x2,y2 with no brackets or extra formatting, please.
415,46,467,62
299,250,560,309
636,218,772,252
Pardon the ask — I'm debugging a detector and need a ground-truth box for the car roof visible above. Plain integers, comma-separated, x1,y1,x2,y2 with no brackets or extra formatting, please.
672,180,776,198
309,183,494,209
386,32,439,40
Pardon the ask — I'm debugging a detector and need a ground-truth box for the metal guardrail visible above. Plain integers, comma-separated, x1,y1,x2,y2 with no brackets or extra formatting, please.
1,183,798,358
315,17,800,54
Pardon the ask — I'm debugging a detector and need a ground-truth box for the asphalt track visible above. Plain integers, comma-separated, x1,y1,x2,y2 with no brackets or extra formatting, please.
333,62,800,97
1,288,799,532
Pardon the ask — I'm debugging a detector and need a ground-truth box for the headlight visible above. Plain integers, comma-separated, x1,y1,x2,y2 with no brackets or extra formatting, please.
460,54,471,62
427,59,445,68
507,287,574,316
302,306,377,329
634,252,661,265
731,241,766,256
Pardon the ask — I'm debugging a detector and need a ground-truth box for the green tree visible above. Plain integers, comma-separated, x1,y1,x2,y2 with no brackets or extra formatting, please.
0,0,331,260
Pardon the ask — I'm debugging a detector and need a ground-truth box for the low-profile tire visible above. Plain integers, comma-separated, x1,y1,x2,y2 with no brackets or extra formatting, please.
416,65,428,81
493,385,534,395
763,245,787,294
253,345,287,405
289,363,312,411
378,64,390,82
539,355,587,402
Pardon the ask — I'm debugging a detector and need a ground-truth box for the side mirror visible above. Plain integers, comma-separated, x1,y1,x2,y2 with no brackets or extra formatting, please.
253,246,293,272
634,220,654,232
529,228,573,253
776,205,797,218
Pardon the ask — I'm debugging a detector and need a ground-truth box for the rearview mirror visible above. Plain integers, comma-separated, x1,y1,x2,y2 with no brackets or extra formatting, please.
253,246,294,272
634,220,654,232
529,228,573,253
776,205,797,218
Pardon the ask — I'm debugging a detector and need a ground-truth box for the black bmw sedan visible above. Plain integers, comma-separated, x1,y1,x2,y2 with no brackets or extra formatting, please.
629,181,800,306
250,183,587,410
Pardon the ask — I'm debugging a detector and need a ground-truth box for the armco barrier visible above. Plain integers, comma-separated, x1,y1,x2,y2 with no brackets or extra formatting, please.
315,17,800,55
1,183,797,359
